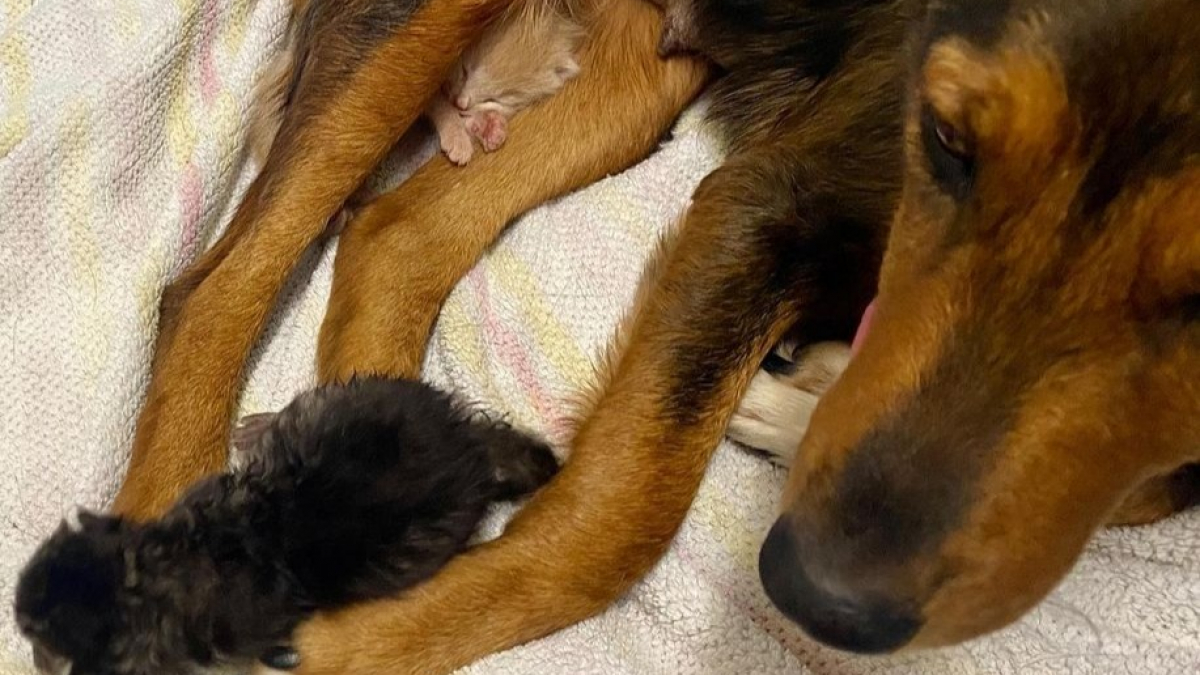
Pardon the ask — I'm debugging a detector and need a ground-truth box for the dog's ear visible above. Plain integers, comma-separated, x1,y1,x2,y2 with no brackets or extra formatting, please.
14,524,126,665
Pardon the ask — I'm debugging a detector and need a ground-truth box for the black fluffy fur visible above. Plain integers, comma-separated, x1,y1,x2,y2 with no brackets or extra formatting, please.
13,377,559,675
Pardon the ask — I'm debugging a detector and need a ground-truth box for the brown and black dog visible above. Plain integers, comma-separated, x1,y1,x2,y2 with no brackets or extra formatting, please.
744,0,1200,653
107,0,1199,672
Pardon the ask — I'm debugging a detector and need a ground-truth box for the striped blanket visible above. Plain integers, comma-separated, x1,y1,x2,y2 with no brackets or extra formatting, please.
2,1,1197,673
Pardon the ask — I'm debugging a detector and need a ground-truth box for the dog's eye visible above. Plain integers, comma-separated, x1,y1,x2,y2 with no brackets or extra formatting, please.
1182,294,1200,323
934,116,969,158
921,106,975,199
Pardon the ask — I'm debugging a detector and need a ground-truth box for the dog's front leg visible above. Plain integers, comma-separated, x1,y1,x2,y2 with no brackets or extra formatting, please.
274,139,857,672
316,0,709,381
115,0,515,519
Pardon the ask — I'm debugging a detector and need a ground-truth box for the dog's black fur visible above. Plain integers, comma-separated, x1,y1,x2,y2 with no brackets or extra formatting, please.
14,378,558,675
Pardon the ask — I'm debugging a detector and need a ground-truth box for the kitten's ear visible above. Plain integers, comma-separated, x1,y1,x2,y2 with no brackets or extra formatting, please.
230,412,279,470
554,58,581,83
63,505,87,533
67,507,123,534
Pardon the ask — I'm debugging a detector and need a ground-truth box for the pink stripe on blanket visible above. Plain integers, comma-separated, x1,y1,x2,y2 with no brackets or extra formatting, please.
468,268,559,429
177,163,203,269
198,0,221,105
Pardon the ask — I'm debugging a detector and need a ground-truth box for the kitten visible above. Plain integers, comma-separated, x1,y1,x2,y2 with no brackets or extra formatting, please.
14,378,558,675
428,3,585,165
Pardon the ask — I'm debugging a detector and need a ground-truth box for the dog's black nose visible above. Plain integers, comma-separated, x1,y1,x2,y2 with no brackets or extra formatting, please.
759,518,920,654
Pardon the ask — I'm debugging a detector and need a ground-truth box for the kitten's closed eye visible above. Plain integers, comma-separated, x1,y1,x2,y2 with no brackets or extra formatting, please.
554,59,580,82
483,92,520,109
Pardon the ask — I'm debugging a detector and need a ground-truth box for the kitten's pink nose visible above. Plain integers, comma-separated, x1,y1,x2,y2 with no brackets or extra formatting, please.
455,95,471,111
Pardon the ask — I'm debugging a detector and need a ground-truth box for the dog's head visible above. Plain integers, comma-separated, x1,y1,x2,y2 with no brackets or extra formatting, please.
760,0,1200,653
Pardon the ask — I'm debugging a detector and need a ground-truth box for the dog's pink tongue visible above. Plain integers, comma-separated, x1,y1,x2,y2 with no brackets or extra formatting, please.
850,299,877,359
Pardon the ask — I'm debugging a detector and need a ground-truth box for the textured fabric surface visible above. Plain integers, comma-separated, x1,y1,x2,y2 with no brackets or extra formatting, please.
2,1,1198,673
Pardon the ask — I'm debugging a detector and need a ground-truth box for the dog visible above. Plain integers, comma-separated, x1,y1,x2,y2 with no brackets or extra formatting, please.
16,378,557,675
107,0,1199,672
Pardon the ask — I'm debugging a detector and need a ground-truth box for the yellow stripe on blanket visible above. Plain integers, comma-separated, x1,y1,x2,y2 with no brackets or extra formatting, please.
114,0,144,45
1,0,33,29
220,0,259,57
172,0,201,16
211,89,242,162
164,20,199,166
489,248,592,392
0,33,30,158
55,101,113,390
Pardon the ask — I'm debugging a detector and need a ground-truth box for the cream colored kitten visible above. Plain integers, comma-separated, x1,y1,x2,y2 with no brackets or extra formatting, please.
429,4,584,165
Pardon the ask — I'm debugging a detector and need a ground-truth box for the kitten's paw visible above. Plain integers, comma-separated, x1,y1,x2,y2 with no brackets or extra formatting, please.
468,110,508,153
464,114,484,140
258,646,301,672
325,186,374,236
251,615,350,675
230,412,277,469
727,341,850,466
440,130,474,165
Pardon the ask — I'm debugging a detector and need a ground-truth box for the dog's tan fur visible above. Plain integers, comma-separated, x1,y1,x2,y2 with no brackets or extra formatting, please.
113,0,1200,670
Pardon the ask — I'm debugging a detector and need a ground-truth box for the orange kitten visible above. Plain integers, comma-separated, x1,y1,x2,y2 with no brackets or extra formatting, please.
427,4,584,165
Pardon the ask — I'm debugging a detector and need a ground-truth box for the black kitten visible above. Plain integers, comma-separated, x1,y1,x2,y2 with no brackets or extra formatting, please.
14,377,559,675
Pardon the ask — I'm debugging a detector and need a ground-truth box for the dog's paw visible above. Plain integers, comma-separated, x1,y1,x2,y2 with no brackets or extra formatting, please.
727,341,850,466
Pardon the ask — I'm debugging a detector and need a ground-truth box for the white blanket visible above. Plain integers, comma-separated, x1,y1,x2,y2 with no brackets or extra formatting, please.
1,1,1198,674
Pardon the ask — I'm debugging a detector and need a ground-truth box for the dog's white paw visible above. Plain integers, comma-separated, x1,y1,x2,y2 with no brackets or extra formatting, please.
728,341,850,466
